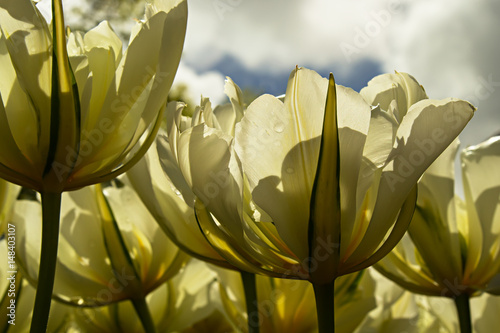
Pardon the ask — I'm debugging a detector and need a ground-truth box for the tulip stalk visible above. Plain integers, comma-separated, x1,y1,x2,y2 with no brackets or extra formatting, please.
132,298,157,333
30,192,61,333
241,271,260,333
313,280,336,333
454,294,472,333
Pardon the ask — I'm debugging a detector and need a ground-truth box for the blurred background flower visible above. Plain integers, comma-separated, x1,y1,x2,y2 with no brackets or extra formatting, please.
375,137,500,331
376,137,500,296
212,267,377,333
72,259,230,333
10,180,187,330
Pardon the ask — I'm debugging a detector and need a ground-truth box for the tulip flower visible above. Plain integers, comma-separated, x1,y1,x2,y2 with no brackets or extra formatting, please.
165,66,474,332
0,0,186,330
128,80,298,332
0,0,186,192
213,266,380,333
414,291,500,332
12,180,187,332
375,136,500,333
72,259,231,333
355,269,425,333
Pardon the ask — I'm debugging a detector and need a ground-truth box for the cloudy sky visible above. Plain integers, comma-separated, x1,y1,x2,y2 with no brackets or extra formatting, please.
184,0,500,149
59,0,500,149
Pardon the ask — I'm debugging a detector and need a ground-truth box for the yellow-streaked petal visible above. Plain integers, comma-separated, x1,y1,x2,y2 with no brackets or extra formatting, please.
0,94,37,180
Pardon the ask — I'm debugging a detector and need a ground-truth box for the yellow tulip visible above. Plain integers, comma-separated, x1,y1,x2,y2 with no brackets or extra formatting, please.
171,67,472,279
157,68,475,331
127,82,283,332
12,180,187,331
158,66,474,332
0,0,187,192
72,259,231,333
0,1,186,330
158,81,304,278
213,266,380,333
375,137,500,332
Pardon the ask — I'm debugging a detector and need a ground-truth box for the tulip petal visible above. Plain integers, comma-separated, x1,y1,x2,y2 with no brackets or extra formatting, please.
347,98,474,265
344,186,417,275
94,0,187,162
103,183,188,292
360,72,427,121
177,124,245,239
95,184,143,297
148,136,237,267
81,21,121,133
236,68,327,260
336,85,372,256
407,141,464,284
0,30,42,170
213,77,244,136
461,137,500,284
0,0,52,142
194,199,278,276
0,94,37,179
176,122,297,275
70,99,165,188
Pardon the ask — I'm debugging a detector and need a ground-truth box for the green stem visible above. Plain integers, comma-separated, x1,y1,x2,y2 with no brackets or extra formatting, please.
30,192,62,333
240,271,260,333
454,293,472,333
131,297,156,333
313,280,335,333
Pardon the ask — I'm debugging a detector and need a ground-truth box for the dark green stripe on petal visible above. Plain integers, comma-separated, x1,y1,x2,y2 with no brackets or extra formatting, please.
308,73,341,285
96,183,143,297
43,0,80,190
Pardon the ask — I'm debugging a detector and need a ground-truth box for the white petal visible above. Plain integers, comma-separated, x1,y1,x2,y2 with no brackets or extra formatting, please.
235,68,327,260
360,72,427,121
347,98,474,265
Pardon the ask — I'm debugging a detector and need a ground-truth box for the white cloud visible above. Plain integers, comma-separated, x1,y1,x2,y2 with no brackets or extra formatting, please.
45,0,500,147
173,63,227,104
380,0,500,147
183,0,500,147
